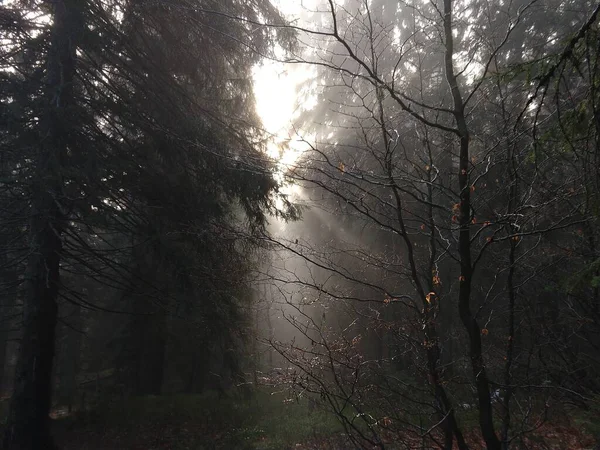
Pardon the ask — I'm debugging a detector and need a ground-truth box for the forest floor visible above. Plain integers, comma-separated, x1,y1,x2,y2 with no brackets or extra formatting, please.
46,389,599,450
52,389,347,450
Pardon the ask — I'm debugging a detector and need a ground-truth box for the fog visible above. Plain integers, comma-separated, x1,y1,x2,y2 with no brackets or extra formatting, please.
2,0,599,448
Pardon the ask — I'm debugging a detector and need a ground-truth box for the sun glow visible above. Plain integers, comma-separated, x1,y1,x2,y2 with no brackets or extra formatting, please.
253,57,314,171
253,53,315,212
252,1,318,170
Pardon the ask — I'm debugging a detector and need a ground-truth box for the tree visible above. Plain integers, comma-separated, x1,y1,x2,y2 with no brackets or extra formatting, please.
0,0,294,447
261,0,600,448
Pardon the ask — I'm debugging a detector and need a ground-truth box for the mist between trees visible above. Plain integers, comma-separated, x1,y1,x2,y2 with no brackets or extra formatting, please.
0,0,599,449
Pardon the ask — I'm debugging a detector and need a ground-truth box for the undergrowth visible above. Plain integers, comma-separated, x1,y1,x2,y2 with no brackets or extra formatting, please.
53,388,344,450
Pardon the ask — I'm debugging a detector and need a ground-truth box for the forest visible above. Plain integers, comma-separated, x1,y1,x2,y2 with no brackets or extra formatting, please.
1,0,600,449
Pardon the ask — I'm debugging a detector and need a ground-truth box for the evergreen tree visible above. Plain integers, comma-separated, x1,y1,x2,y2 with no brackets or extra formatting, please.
0,0,293,447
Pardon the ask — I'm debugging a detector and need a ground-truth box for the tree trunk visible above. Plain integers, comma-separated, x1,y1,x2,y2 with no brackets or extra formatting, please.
500,237,516,450
0,239,12,396
2,2,81,448
3,193,63,450
376,77,467,448
442,1,500,449
132,304,167,396
58,304,82,413
187,345,209,394
0,329,7,397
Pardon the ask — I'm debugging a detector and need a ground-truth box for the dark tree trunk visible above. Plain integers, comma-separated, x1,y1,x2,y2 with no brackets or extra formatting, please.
187,345,209,394
378,79,467,449
3,201,61,449
443,1,500,449
58,304,82,413
132,299,167,396
500,237,516,450
0,239,13,396
2,1,81,448
265,305,274,368
0,329,7,397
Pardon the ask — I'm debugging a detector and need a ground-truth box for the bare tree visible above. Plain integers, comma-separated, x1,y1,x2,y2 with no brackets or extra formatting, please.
259,0,600,448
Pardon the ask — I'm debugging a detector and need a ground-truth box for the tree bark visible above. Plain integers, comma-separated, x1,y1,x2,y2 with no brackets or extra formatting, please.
0,236,13,396
376,81,468,449
58,304,82,413
2,1,81,448
132,299,167,396
442,1,500,449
